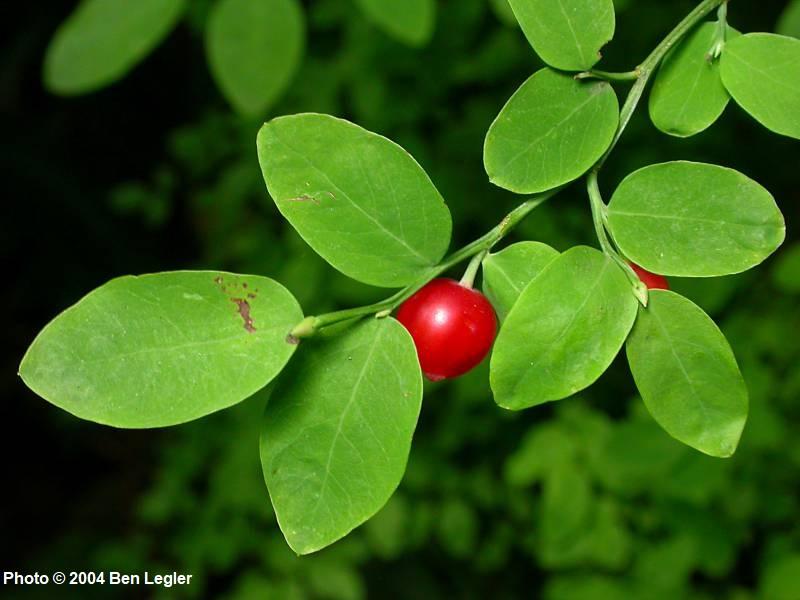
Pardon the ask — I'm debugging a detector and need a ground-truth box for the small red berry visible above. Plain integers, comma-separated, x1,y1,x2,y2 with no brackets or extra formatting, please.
629,262,669,290
397,278,497,381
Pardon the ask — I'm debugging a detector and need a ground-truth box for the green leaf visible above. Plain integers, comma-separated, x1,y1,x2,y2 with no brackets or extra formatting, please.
206,0,304,116
508,0,615,71
490,246,638,410
260,318,423,554
607,161,785,277
777,0,800,38
257,113,452,288
19,271,302,428
43,0,186,95
721,33,800,140
626,290,748,457
482,241,559,320
649,23,740,137
484,69,619,194
354,0,435,46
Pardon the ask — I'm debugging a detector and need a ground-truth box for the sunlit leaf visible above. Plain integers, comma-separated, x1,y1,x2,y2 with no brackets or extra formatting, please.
626,290,748,457
649,23,740,137
260,318,423,554
354,0,435,46
721,33,800,139
607,161,785,277
482,241,559,320
43,0,186,95
508,0,615,71
20,271,302,428
258,113,452,287
490,246,638,409
484,69,619,194
206,0,304,116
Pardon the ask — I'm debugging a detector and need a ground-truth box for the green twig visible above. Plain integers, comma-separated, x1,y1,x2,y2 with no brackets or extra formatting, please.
587,171,649,306
597,0,727,170
290,190,558,338
585,0,727,306
459,250,487,288
575,69,640,82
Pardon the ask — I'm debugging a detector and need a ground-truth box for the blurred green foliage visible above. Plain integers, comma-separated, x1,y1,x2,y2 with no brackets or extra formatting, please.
7,0,800,598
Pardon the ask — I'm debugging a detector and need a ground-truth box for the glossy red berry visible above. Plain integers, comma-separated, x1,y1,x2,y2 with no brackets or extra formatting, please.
397,278,498,382
629,262,669,290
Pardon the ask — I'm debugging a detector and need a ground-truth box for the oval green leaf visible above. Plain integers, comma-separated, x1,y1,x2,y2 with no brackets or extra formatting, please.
354,0,435,46
490,246,638,410
206,0,304,116
721,33,800,139
508,0,615,71
484,69,619,194
43,0,186,95
626,290,748,457
19,271,302,428
260,318,423,555
257,113,452,288
649,23,740,137
482,241,559,320
607,161,785,277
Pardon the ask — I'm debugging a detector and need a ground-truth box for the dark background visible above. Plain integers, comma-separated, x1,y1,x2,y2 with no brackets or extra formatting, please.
2,1,799,598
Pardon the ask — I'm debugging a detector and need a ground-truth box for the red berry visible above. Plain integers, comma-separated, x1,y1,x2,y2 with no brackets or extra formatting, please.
629,262,669,290
397,278,498,382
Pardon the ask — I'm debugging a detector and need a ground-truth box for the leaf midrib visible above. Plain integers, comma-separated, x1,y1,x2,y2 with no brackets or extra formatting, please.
310,325,385,521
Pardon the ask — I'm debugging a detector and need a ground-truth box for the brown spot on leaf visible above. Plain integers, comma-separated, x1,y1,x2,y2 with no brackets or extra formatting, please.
287,193,320,205
230,298,256,333
286,190,335,205
214,275,223,285
247,292,256,299
285,334,300,345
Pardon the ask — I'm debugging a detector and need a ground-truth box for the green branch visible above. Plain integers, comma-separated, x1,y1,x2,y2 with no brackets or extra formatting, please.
575,69,640,82
290,190,558,338
597,0,727,169
585,0,725,303
294,0,728,339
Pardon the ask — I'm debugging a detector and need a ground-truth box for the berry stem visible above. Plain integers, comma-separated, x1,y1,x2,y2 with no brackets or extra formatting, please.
587,170,649,306
459,250,487,289
289,190,558,338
